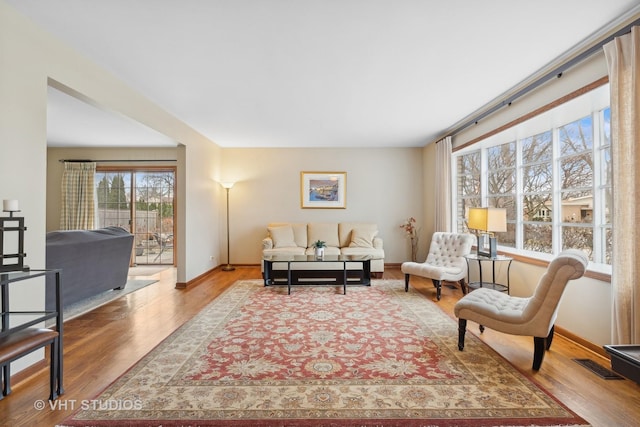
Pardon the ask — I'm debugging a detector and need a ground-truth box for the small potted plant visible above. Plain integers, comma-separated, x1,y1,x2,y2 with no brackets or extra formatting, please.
313,240,326,258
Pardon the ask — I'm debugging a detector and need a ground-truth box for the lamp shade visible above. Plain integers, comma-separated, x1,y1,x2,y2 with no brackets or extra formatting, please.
467,207,507,233
220,182,235,189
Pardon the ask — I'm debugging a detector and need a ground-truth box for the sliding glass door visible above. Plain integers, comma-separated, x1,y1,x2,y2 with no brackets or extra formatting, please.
95,168,175,265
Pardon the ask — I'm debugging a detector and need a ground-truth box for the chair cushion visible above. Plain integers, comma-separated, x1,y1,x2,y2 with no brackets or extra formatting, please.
401,261,461,281
454,288,550,336
268,225,297,248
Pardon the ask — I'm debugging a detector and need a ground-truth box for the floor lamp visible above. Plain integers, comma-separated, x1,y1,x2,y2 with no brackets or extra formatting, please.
220,182,235,271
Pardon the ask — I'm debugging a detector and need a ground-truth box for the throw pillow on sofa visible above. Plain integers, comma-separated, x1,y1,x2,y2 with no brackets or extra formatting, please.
268,225,297,248
348,228,378,248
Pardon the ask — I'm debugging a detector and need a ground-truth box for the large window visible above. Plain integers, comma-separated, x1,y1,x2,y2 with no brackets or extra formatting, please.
454,83,611,268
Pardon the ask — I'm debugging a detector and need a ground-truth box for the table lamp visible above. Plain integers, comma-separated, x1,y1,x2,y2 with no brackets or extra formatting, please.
467,207,507,257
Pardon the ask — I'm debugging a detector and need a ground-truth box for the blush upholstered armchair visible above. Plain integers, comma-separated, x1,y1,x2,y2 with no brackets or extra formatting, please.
454,249,588,370
401,232,475,300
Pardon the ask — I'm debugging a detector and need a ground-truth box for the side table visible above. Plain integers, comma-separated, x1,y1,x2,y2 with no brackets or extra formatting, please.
464,254,512,294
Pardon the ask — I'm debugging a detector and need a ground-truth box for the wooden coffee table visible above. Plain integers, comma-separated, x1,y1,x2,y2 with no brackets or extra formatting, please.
262,254,378,294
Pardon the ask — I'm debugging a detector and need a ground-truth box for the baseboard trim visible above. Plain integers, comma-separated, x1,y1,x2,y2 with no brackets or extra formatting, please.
555,325,608,359
10,359,48,386
175,266,218,289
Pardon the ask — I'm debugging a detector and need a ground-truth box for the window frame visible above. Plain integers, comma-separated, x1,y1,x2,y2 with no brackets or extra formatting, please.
452,80,611,276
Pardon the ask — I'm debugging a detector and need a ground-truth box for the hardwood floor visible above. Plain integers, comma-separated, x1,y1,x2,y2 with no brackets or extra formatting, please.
1,266,639,426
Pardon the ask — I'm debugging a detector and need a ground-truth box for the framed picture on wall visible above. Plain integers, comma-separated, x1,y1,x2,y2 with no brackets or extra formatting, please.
300,171,347,209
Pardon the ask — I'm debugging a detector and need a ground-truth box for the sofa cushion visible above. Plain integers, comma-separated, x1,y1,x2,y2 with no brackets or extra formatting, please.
263,247,306,255
307,223,339,247
268,225,297,248
348,227,378,248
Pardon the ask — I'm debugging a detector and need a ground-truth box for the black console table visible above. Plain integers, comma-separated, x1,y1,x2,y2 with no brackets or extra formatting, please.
464,254,512,294
1,269,63,400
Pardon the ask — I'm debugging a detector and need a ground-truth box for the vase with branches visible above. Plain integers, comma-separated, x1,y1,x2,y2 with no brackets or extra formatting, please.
400,217,419,262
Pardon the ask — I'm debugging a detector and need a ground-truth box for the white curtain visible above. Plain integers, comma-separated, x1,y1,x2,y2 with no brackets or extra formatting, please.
604,27,640,344
59,162,96,230
434,136,452,232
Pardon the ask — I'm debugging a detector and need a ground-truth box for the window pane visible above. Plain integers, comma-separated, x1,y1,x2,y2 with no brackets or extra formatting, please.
524,223,552,253
560,154,593,189
561,190,593,224
496,223,516,248
522,131,552,163
559,116,593,156
523,193,552,222
562,226,593,260
459,151,480,170
488,142,516,169
459,175,480,196
488,170,516,195
523,163,552,193
521,130,553,250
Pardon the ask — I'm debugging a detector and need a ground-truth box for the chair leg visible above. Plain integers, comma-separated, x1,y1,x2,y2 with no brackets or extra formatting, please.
458,318,467,351
546,325,555,350
49,337,58,401
404,274,410,292
432,279,442,300
533,336,546,370
459,278,468,294
3,364,10,396
0,363,4,400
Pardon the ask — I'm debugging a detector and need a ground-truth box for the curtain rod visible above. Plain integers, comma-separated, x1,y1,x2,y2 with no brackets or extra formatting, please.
447,17,640,138
59,159,176,163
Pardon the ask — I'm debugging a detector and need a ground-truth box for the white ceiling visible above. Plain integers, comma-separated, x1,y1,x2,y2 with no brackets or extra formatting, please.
7,0,640,148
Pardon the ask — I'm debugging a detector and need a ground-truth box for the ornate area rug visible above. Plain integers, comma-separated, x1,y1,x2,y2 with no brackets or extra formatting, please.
60,280,589,427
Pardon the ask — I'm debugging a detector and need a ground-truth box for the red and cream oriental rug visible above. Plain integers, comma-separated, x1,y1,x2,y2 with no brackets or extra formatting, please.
60,280,590,427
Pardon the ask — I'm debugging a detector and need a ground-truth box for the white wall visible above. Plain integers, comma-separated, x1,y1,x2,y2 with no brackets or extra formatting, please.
221,147,424,264
0,1,223,372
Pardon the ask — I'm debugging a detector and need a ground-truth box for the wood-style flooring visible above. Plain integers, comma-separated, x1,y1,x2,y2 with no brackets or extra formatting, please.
0,266,638,427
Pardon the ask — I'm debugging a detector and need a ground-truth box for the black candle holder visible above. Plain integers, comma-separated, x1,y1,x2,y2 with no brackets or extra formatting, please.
0,210,29,272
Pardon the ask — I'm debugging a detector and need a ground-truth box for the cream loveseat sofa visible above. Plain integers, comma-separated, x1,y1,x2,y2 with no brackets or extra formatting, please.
262,222,384,274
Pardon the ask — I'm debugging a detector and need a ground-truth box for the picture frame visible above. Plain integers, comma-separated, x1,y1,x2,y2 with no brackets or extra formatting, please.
300,171,346,209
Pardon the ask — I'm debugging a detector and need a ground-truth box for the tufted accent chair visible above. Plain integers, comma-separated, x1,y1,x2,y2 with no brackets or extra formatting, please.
454,249,588,370
401,232,475,300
